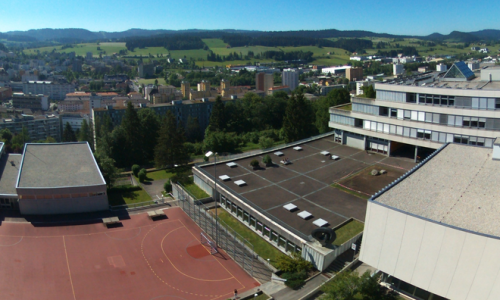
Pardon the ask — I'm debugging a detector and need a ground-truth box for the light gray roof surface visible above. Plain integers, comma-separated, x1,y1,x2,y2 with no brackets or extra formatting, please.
375,144,500,237
0,154,22,195
17,143,105,188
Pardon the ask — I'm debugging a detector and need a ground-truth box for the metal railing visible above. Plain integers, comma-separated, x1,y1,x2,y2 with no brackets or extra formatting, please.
173,182,257,278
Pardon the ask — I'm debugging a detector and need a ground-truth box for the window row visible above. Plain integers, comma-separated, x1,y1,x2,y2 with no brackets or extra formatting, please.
362,119,494,147
219,195,301,254
376,89,500,110
352,103,500,130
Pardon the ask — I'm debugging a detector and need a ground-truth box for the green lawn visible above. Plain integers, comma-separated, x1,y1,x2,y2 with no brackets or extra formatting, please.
337,104,352,111
169,49,211,60
210,209,282,267
183,183,210,199
107,185,152,206
333,219,364,246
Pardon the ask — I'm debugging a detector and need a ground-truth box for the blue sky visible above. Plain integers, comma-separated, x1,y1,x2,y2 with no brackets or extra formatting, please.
1,0,499,36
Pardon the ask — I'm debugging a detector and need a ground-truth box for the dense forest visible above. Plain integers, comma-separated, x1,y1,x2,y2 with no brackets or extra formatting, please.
220,34,372,52
376,46,419,57
125,35,205,51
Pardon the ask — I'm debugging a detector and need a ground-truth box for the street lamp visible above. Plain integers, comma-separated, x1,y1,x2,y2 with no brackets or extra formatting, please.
205,151,218,246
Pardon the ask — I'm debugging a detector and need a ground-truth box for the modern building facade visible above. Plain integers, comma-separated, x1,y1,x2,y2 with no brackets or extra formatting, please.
12,93,49,111
138,64,154,78
23,81,75,101
346,67,363,82
0,114,61,142
256,72,274,92
329,63,500,160
282,68,299,91
360,143,500,300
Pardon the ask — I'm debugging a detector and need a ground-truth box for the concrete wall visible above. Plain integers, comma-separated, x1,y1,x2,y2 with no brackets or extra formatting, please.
18,185,108,215
360,201,500,300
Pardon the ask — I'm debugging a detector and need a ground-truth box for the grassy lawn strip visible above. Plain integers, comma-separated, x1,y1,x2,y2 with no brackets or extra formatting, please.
331,183,370,200
209,209,282,267
337,104,352,111
183,183,210,199
107,185,152,206
333,219,364,246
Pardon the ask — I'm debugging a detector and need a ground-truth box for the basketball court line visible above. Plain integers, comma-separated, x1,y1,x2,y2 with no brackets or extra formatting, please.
141,220,244,299
160,225,235,282
63,236,77,300
0,236,23,246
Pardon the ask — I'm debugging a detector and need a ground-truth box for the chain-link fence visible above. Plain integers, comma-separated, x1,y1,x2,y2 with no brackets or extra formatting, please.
174,183,262,279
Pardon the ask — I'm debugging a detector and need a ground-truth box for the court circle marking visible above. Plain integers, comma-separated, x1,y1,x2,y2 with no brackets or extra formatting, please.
0,236,23,246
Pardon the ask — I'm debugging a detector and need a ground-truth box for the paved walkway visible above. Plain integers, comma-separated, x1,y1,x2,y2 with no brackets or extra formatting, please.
271,274,329,300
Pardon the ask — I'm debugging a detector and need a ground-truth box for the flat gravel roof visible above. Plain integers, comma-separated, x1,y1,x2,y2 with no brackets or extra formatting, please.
375,144,500,238
18,143,105,188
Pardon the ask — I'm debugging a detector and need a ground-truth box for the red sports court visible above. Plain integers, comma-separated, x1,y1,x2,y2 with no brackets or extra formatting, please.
0,207,259,300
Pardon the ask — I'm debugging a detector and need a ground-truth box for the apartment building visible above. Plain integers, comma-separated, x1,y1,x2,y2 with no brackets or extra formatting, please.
329,62,500,160
23,81,75,101
256,72,274,92
12,93,49,111
0,114,61,142
0,87,12,100
282,68,299,91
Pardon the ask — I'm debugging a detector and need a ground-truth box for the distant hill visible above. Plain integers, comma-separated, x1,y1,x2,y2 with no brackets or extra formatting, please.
2,28,500,43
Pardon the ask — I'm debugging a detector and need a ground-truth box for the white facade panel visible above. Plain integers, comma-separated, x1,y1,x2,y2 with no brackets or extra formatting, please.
446,233,488,300
411,222,447,291
359,202,388,267
361,202,500,300
393,216,426,281
470,238,500,300
428,227,467,296
378,209,407,275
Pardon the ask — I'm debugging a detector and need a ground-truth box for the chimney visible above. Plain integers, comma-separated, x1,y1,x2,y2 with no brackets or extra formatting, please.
493,138,500,160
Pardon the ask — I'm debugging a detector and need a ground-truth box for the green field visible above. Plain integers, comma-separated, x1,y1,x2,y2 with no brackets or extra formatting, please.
107,185,152,206
333,219,364,246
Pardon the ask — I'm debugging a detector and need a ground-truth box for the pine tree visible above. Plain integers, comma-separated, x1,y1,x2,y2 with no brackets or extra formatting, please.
206,96,225,133
78,119,93,149
121,102,143,165
62,122,77,142
281,91,315,143
138,108,160,161
154,111,189,168
186,116,202,142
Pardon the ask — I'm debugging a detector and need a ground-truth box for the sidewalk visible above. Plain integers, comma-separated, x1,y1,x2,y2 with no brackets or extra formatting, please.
271,274,329,300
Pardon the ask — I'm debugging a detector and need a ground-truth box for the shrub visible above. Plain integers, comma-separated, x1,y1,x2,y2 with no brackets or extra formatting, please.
131,164,140,177
259,136,274,149
138,169,147,183
282,270,307,290
262,154,273,166
203,155,209,162
276,252,313,273
250,159,260,168
164,181,172,193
